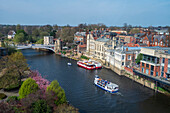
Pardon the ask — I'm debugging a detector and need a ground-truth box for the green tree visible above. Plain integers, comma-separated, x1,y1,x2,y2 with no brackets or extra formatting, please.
0,52,28,88
40,32,49,38
14,33,25,43
32,99,52,113
47,80,66,105
136,53,143,64
36,39,44,44
32,29,40,37
19,78,39,99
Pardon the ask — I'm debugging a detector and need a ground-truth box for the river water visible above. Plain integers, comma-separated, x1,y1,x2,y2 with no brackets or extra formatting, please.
22,49,170,113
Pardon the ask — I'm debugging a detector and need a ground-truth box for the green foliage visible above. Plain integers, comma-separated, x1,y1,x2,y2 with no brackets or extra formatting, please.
47,80,67,105
60,27,76,42
40,31,49,38
36,39,44,44
0,52,28,88
4,81,23,91
55,103,79,113
32,100,52,113
0,93,7,100
19,78,39,99
7,46,17,55
136,53,143,64
14,33,26,43
32,29,40,37
62,51,66,55
80,55,89,60
7,96,19,102
32,99,52,113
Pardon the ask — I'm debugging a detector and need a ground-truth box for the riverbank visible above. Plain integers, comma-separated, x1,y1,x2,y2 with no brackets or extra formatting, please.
56,52,170,95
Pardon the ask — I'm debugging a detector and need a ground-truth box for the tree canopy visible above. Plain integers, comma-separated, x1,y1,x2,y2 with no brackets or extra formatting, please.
19,78,39,99
0,52,28,88
47,80,66,105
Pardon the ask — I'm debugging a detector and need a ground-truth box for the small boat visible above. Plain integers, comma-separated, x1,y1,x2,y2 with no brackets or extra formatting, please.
94,75,119,94
77,60,102,70
67,63,72,66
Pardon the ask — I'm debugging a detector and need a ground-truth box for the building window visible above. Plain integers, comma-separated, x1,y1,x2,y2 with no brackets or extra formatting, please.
122,62,124,66
128,55,131,60
80,42,83,45
142,68,144,73
151,71,153,76
162,66,164,72
122,55,124,60
168,59,170,64
151,65,154,70
142,63,144,66
146,64,149,68
161,72,164,77
162,58,165,63
156,72,158,76
146,69,149,74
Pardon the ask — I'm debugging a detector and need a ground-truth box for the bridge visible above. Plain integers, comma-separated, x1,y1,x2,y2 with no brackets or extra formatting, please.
16,44,56,52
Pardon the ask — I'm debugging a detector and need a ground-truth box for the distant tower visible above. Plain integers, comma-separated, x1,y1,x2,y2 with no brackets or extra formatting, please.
55,38,62,52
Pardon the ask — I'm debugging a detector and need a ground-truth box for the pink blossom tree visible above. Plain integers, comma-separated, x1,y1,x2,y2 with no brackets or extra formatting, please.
28,70,50,91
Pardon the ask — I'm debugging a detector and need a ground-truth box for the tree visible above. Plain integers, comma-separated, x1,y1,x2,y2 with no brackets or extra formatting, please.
47,80,66,105
19,78,39,99
36,39,44,44
32,29,40,37
136,53,143,64
0,52,28,88
60,27,75,42
40,31,49,38
32,99,52,113
14,33,25,43
16,24,21,31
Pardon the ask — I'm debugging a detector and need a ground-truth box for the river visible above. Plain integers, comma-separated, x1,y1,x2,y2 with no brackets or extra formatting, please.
22,49,170,113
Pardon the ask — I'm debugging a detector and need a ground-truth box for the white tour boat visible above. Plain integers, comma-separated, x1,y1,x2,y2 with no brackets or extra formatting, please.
94,75,119,93
77,60,102,70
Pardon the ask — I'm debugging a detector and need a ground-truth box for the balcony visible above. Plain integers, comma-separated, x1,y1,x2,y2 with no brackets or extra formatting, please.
141,60,160,66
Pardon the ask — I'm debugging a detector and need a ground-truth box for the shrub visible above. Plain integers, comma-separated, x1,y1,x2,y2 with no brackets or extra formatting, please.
55,103,79,113
47,80,66,105
0,93,7,100
4,82,21,91
80,55,89,60
19,78,39,99
32,99,52,113
7,96,19,102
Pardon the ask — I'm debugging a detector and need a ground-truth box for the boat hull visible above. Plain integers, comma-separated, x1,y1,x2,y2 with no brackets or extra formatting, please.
77,61,102,70
94,83,119,94
77,63,96,70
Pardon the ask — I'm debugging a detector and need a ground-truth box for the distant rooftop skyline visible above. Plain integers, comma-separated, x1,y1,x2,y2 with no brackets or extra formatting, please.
0,0,170,26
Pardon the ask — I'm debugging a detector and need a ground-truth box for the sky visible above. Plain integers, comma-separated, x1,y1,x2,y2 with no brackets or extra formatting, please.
0,0,170,27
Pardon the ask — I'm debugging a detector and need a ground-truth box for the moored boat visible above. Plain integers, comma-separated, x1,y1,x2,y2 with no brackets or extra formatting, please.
77,60,102,70
94,75,119,93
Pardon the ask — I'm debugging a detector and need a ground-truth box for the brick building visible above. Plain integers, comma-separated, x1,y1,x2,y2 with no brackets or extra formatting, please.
140,47,170,78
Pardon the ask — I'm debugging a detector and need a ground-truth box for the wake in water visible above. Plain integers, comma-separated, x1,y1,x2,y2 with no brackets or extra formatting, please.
116,92,123,96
